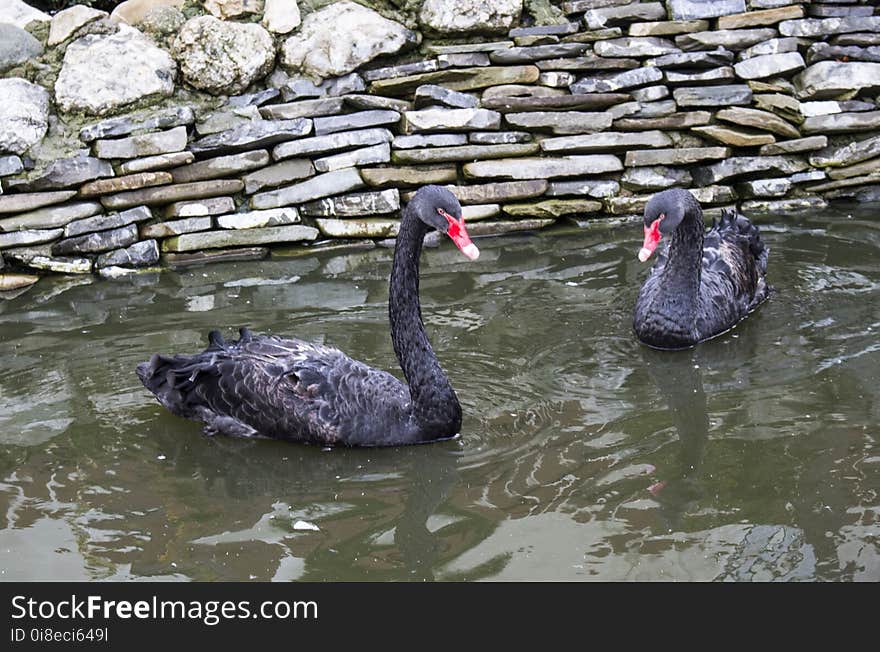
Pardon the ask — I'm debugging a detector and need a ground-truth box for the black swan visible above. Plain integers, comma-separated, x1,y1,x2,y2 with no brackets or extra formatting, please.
633,188,770,349
137,185,480,447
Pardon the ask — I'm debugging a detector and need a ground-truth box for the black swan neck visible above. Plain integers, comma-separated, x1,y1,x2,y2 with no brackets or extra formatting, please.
661,198,704,306
388,207,461,438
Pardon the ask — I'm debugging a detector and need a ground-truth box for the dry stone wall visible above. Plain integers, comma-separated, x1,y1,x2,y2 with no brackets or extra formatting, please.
1,0,879,290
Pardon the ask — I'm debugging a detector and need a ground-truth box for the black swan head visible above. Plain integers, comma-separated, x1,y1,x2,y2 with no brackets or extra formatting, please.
638,188,702,262
406,185,480,260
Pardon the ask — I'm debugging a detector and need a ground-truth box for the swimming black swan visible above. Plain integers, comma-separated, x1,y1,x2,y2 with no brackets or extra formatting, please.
633,188,770,349
137,185,480,447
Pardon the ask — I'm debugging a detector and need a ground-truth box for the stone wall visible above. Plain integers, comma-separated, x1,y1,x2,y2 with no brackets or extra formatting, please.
1,0,879,290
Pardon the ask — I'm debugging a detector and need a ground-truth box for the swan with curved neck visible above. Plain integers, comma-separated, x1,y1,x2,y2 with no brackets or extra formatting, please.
137,185,479,447
633,188,770,350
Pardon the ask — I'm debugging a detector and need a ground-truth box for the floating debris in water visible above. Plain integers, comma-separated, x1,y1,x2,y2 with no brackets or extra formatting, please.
293,520,320,532
157,454,166,461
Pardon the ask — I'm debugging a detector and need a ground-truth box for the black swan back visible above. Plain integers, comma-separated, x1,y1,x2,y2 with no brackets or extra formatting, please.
137,185,480,447
634,189,770,349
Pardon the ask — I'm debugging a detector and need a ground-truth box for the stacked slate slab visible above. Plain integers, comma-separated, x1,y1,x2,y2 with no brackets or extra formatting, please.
1,0,879,281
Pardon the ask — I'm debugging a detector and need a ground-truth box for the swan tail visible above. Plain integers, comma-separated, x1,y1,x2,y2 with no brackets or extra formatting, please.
719,207,769,275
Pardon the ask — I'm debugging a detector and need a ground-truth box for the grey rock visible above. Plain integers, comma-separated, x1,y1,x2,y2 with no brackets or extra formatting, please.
734,52,806,80
689,185,737,204
361,165,458,188
741,197,828,213
676,28,778,52
582,2,666,30
141,216,212,238
669,0,745,20
692,155,809,185
469,131,531,145
170,150,270,184
48,6,107,46
260,98,345,121
162,225,318,252
603,195,652,215
665,67,735,85
6,157,114,192
612,111,713,131
320,73,367,98
692,125,776,147
760,136,828,156
738,178,791,198
463,155,622,180
0,201,102,232
393,134,468,149
189,119,312,156
536,56,639,72
673,85,753,107
793,61,880,100
0,24,43,73
273,128,393,161
242,159,315,194
808,5,875,19
779,17,880,38
101,180,244,211
510,23,580,38
164,197,236,218
625,147,730,167
216,208,300,230
315,217,400,239
629,100,677,119
368,65,540,96
52,223,139,255
444,180,549,204
79,107,195,143
569,66,663,93
802,112,880,135
538,72,577,88
10,253,92,274
96,239,159,268
195,106,262,137
541,130,671,153
403,108,501,132
78,172,172,198
162,247,269,267
391,143,539,164
93,126,188,160
0,191,77,215
0,155,24,177
741,37,806,60
227,88,281,108
420,0,522,35
630,86,669,102
0,78,49,156
465,218,555,236
281,77,325,101
363,60,442,82
119,152,195,175
649,49,734,69
504,111,613,135
344,95,413,113
621,166,692,191
807,43,880,65
809,135,880,168
64,205,152,238
437,52,491,67
628,19,710,37
546,179,619,198
489,43,589,65
0,228,63,249
716,107,801,138
801,100,877,117
314,143,391,173
313,110,401,136
300,189,400,217
594,37,680,58
251,168,365,210
414,85,479,109
481,92,630,112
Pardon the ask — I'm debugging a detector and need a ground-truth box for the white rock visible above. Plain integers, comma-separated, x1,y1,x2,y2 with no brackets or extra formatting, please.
293,520,320,532
0,78,49,155
262,0,301,35
0,0,49,29
174,16,275,95
281,1,417,79
48,6,108,46
55,25,176,116
204,0,264,19
420,0,522,34
110,0,185,26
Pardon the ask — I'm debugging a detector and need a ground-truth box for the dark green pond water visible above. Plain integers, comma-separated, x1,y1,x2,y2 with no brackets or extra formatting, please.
1,206,878,581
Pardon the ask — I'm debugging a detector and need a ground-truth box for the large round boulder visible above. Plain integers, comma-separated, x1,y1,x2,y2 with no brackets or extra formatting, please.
0,78,49,155
173,16,276,95
55,25,176,116
281,1,418,79
419,0,522,34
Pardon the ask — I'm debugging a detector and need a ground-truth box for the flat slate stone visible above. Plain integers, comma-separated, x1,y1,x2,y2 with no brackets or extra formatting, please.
827,158,880,181
673,85,753,107
101,180,244,210
463,155,623,180
621,166,693,190
314,143,391,173
0,201,102,232
625,147,730,167
300,189,400,217
250,168,365,210
164,197,235,218
692,125,776,147
0,227,63,249
546,179,620,198
690,185,738,204
217,208,300,230
466,219,556,236
52,223,138,255
188,119,312,156
6,157,114,192
360,165,458,188
403,108,502,133
170,150,270,184
92,126,188,160
427,42,515,55
570,66,663,93
628,20,709,36
391,142,539,164
313,110,401,136
692,155,809,185
741,37,807,60
594,37,681,58
242,159,316,194
510,23,580,37
343,95,413,112
717,5,804,30
369,66,540,95
162,225,319,252
738,178,791,198
809,135,880,168
741,197,828,213
195,106,262,137
502,198,603,218
78,172,172,197
0,191,77,215
615,111,712,131
79,107,195,143
163,247,269,267
489,43,589,64
649,49,734,69
393,134,468,149
444,180,549,204
582,2,666,29
779,17,880,38
716,107,801,138
604,195,653,215
676,28,777,51
469,131,532,145
535,56,639,71
802,112,880,134
793,61,880,100
734,52,806,80
314,218,400,239
119,152,195,175
436,52,492,68
807,43,880,65
668,0,746,20
414,85,478,109
628,100,677,119
0,155,24,177
362,60,442,82
541,130,671,153
665,67,735,85
504,111,613,135
537,72,576,88
95,239,159,268
260,98,346,120
481,93,630,112
273,128,394,161
8,253,92,274
64,205,152,238
752,93,803,123
141,216,212,239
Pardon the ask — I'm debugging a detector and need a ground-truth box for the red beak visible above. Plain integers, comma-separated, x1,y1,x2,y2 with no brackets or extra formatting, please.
639,216,663,262
439,209,480,260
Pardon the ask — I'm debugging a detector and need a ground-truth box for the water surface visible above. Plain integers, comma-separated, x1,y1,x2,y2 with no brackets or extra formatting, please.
1,206,878,581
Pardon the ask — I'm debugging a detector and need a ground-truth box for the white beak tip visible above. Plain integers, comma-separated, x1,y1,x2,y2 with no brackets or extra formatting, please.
461,243,480,260
638,247,652,263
